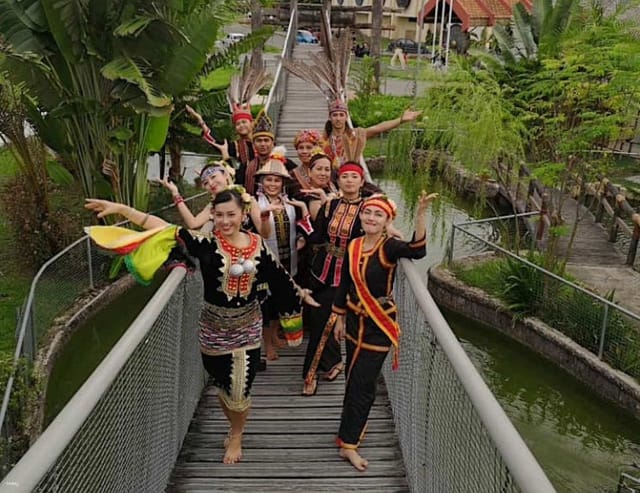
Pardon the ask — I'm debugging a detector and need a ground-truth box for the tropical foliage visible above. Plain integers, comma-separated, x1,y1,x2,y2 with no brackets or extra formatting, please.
0,0,240,210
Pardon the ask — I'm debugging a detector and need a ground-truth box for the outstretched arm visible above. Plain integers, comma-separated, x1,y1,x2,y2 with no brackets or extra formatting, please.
157,177,211,229
364,108,422,139
85,199,168,230
414,191,439,241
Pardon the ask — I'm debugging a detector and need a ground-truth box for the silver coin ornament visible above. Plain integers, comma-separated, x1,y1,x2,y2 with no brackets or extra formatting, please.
229,256,256,277
242,259,256,274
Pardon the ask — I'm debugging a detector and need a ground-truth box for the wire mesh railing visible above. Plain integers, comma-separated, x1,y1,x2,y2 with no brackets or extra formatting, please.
0,192,210,474
0,268,206,492
447,212,640,382
383,259,555,493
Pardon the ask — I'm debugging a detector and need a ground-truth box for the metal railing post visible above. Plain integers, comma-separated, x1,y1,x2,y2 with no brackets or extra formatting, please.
446,225,455,265
86,236,94,289
597,303,610,360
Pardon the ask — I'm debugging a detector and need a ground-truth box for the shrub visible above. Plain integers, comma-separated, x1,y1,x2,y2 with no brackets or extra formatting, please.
349,94,413,129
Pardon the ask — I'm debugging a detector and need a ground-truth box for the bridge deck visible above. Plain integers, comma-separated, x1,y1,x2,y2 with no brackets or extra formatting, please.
556,194,640,313
166,343,409,492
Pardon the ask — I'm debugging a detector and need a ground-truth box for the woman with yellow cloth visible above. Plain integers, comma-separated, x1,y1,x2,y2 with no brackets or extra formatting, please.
85,187,318,464
331,191,437,471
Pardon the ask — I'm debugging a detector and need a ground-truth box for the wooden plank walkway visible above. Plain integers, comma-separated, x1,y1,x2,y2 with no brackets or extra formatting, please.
276,44,330,161
166,343,409,492
555,194,640,314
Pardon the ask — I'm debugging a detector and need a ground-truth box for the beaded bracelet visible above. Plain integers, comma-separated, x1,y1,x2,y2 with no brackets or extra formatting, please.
173,195,184,206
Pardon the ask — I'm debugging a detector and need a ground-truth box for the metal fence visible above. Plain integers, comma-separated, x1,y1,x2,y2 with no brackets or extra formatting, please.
0,193,211,473
384,259,555,493
446,212,640,381
0,268,206,492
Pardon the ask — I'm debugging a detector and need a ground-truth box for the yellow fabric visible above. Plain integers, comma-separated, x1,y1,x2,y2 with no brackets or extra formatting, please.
84,225,166,251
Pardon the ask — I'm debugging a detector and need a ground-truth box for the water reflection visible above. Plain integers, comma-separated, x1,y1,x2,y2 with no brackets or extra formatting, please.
445,308,640,492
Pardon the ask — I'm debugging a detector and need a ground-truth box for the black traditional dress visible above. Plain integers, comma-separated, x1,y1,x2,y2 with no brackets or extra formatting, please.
86,225,303,413
302,197,365,381
331,233,426,449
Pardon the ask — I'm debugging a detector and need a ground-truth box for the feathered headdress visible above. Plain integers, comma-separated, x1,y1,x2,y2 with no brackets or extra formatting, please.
227,56,270,123
282,29,353,113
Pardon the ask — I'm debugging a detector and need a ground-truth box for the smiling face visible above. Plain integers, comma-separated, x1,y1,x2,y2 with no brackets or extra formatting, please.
261,174,284,197
254,136,274,158
201,169,229,195
212,198,245,237
296,142,316,165
235,118,252,137
329,110,348,131
360,205,391,235
337,170,364,197
309,158,332,188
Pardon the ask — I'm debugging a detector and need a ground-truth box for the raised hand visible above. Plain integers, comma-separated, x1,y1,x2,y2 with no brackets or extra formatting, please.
157,177,179,196
417,190,439,213
401,108,422,123
84,198,123,219
211,139,230,161
285,198,309,216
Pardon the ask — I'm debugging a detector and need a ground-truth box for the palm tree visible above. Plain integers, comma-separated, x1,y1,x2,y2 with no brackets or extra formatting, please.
0,0,237,210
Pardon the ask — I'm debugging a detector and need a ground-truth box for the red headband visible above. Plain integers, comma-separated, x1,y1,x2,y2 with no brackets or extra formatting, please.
363,196,397,219
337,163,364,177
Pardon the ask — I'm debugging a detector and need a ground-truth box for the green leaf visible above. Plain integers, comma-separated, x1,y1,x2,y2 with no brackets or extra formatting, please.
145,114,170,152
101,56,172,108
40,0,86,64
113,16,154,37
45,159,74,185
110,126,134,141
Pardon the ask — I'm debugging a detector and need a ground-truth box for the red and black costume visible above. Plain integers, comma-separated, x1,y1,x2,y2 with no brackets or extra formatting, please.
331,233,426,449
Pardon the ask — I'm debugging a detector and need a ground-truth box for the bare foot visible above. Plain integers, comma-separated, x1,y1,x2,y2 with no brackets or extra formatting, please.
273,336,287,348
223,433,243,464
301,378,318,396
340,448,368,471
266,347,279,360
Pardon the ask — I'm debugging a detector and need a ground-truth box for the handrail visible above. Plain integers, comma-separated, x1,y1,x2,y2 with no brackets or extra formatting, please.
0,191,209,443
264,7,297,114
398,258,557,492
1,268,187,491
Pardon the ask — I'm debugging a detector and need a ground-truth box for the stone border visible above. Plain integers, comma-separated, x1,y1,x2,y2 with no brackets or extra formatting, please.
28,275,137,439
428,263,640,420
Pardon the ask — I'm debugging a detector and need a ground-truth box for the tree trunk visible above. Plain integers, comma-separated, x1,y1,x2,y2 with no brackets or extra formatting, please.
371,0,382,93
251,0,264,71
169,143,182,183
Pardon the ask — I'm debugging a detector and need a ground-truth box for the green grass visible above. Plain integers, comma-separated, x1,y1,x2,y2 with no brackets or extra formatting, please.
364,134,390,159
0,149,30,355
264,44,281,54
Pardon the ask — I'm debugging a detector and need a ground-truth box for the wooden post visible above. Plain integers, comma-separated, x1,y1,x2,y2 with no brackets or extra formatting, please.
251,0,264,70
627,214,640,266
371,0,382,92
608,194,623,242
594,181,605,224
536,193,548,244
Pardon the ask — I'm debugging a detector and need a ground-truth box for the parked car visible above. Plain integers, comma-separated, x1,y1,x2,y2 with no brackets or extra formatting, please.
387,38,429,55
297,29,319,44
222,32,246,48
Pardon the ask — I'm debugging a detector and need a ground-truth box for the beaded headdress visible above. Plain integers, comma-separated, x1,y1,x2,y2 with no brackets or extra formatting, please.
293,129,322,148
227,56,270,124
225,184,253,213
252,108,274,141
200,160,235,184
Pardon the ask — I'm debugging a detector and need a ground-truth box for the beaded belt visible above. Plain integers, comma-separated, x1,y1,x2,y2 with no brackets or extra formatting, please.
199,300,261,331
326,243,346,258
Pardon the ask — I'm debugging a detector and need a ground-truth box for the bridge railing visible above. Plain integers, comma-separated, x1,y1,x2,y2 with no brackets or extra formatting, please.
447,213,640,381
1,268,206,492
384,260,555,493
0,192,210,474
264,7,297,129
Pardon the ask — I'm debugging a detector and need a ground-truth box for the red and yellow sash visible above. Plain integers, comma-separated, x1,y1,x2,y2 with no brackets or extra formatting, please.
348,237,400,369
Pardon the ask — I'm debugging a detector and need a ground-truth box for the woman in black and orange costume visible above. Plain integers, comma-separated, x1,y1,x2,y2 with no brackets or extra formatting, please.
331,191,438,471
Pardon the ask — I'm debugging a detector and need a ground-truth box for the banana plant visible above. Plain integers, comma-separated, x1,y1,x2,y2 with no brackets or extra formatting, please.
0,0,238,211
